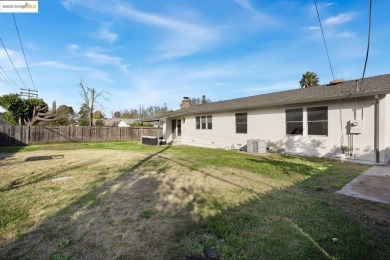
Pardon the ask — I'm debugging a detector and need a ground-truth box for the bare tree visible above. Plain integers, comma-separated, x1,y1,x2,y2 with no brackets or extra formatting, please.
190,95,211,106
28,101,58,126
79,81,109,126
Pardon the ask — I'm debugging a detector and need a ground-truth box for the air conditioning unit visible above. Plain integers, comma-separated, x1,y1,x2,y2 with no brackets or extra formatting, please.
247,139,267,153
349,120,363,134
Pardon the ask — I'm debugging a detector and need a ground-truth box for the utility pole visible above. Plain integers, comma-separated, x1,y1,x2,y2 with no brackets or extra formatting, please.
20,88,38,98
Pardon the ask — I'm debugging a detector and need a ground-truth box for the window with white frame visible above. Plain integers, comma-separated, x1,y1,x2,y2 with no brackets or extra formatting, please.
196,115,212,130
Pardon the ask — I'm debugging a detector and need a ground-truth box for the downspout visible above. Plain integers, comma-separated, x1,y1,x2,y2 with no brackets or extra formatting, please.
374,95,380,163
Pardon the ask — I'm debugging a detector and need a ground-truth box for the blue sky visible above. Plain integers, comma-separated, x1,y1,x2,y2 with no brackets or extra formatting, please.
0,0,389,115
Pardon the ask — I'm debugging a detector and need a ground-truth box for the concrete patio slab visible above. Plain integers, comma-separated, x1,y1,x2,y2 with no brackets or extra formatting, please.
337,164,390,205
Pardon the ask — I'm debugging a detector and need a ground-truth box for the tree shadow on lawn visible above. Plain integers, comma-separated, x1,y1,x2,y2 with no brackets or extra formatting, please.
0,158,93,193
1,148,389,259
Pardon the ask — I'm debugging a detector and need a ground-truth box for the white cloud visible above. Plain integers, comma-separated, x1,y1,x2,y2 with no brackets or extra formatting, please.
233,0,274,24
306,26,320,30
60,0,75,10
66,44,80,53
61,0,219,59
324,12,356,26
234,0,257,13
84,51,129,73
33,60,88,71
336,31,355,38
33,60,116,83
96,24,118,43
0,48,25,69
115,5,218,59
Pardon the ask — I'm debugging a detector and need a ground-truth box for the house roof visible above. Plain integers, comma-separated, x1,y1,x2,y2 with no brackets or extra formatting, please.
119,118,137,125
159,74,390,118
104,118,121,127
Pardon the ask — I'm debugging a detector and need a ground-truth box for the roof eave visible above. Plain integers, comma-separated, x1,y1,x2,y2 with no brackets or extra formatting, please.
163,90,388,118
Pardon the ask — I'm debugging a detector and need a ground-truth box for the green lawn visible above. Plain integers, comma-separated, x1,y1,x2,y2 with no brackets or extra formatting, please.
0,141,389,259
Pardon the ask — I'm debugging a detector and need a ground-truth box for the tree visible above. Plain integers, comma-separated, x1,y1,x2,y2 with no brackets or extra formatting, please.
0,94,49,125
0,94,25,125
113,111,121,118
93,110,105,119
28,101,58,126
79,81,109,126
57,105,74,117
0,112,5,125
190,95,212,106
299,72,320,88
115,105,168,119
95,119,105,127
50,105,75,126
121,109,138,119
77,103,90,126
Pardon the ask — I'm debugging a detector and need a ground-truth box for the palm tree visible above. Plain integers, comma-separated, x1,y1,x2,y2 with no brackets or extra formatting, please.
299,71,320,88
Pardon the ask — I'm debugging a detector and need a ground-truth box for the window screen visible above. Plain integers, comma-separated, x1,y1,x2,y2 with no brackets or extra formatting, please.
286,108,303,135
308,107,328,135
207,115,212,130
201,116,206,129
236,113,247,134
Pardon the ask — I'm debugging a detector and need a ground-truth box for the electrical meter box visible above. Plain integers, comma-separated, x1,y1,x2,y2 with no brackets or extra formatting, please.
349,120,363,134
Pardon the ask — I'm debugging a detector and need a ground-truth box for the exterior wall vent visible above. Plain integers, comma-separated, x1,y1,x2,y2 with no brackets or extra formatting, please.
247,139,267,153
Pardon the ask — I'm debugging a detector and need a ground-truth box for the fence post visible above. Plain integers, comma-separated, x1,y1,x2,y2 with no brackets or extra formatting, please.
28,126,31,144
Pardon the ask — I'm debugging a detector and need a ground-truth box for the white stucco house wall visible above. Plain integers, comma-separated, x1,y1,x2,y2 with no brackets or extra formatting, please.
156,74,390,165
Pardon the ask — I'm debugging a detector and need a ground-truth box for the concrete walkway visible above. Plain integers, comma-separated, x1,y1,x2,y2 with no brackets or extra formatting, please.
337,164,390,205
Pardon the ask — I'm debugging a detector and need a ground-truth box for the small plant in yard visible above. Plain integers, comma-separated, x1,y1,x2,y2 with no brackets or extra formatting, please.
138,210,154,220
57,239,75,249
50,252,74,260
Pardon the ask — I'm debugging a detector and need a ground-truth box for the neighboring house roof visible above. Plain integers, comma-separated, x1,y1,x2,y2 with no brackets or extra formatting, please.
104,118,121,127
118,118,137,125
159,74,390,118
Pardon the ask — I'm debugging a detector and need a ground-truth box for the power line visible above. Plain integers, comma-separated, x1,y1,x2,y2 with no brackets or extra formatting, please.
0,65,20,90
313,0,335,81
0,38,28,89
0,69,14,92
360,0,372,91
12,13,36,91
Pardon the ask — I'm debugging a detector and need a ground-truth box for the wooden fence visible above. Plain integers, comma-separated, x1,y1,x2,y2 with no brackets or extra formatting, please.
0,125,163,145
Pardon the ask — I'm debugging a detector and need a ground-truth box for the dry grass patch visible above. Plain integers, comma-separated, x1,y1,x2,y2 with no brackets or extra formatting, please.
0,142,389,259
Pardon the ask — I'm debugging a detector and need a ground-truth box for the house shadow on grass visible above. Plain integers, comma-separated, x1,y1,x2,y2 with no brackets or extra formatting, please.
1,147,390,259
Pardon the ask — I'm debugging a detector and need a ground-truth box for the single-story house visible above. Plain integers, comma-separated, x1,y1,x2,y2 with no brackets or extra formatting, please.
157,74,390,165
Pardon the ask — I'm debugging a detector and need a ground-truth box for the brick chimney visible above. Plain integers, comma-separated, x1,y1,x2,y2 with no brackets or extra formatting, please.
181,96,191,108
